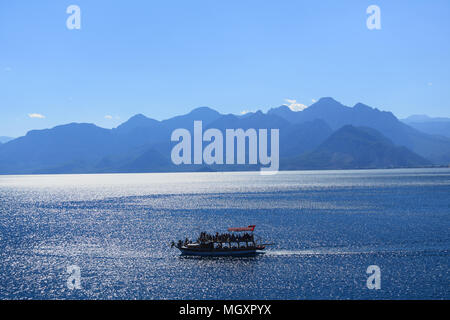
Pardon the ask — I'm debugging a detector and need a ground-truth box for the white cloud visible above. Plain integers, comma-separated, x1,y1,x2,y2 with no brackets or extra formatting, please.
240,110,254,115
284,99,308,112
311,99,317,103
428,82,433,86
28,113,45,119
104,115,113,119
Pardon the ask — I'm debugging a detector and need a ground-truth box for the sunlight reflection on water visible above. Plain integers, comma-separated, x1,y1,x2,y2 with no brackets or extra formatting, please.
0,169,449,299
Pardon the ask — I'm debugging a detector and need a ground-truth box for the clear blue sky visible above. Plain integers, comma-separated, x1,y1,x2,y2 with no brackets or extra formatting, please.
1,0,449,137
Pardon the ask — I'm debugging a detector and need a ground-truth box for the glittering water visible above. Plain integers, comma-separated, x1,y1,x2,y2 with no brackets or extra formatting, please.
0,169,449,299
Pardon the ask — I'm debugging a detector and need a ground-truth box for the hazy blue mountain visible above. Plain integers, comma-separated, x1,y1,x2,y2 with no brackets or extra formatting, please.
283,125,431,170
206,111,333,157
401,115,450,138
117,148,173,173
402,115,450,123
0,136,14,144
269,98,450,163
0,123,117,174
405,122,450,139
281,119,333,157
266,105,294,120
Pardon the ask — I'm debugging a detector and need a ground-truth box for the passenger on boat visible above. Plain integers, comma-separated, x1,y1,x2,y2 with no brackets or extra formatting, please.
195,231,255,246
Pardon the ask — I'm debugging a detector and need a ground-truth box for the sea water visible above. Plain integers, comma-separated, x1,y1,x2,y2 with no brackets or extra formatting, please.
0,169,448,299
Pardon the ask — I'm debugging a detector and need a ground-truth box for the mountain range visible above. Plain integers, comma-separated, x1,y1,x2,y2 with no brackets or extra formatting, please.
0,97,448,174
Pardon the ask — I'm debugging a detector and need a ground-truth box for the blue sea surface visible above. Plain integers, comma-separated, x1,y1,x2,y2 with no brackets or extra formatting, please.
0,169,449,299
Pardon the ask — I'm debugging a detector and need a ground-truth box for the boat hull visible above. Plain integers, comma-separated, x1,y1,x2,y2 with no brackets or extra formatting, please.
178,247,263,257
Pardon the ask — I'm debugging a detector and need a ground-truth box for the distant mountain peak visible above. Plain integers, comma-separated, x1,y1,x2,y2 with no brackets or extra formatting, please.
353,102,372,110
267,105,296,118
116,113,159,133
402,114,450,123
128,113,149,121
304,97,348,111
403,114,431,122
315,97,343,105
188,106,220,116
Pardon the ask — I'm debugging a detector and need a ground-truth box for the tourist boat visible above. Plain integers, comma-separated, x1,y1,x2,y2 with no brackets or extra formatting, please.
171,225,267,257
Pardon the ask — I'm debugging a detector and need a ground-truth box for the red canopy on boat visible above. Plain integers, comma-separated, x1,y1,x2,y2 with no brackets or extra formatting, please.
228,225,256,232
